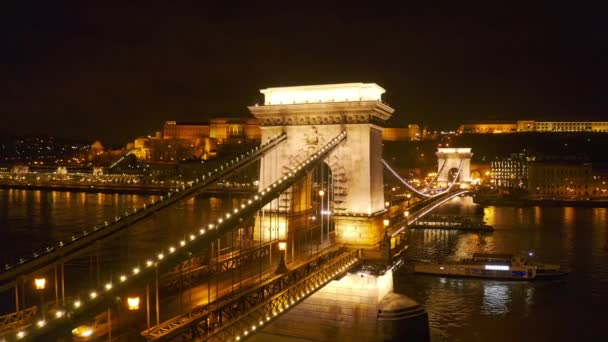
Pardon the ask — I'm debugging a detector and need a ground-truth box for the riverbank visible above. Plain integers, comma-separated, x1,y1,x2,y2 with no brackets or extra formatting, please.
0,182,256,197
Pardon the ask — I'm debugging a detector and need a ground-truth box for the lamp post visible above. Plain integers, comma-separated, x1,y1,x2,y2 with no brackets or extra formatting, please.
34,277,46,321
404,210,410,227
406,193,411,206
276,241,288,274
319,190,325,243
383,219,390,234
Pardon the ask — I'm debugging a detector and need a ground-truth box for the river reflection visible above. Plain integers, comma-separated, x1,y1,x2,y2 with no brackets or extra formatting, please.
396,196,608,341
1,191,607,340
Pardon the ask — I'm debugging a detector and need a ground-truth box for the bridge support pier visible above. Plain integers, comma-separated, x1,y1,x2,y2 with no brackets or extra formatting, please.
252,268,429,341
333,215,385,248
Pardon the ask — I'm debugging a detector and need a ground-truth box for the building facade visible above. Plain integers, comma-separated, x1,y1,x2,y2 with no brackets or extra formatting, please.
460,120,608,133
459,123,517,134
382,124,422,141
163,121,210,140
210,118,260,144
132,118,261,163
490,153,531,189
517,120,608,132
528,162,593,198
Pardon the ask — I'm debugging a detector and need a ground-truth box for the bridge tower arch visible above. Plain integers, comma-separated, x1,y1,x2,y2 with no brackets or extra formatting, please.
435,147,473,187
249,83,395,247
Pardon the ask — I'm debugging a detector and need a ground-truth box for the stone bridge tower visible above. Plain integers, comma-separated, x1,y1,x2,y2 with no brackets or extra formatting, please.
248,83,394,247
435,147,473,187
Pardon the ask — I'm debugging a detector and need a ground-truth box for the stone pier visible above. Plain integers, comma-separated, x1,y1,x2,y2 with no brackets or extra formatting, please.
249,269,429,341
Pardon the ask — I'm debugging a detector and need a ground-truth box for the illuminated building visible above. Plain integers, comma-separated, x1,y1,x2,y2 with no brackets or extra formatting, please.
459,123,517,134
528,162,592,198
517,120,608,132
131,118,261,163
382,124,422,141
490,153,532,189
163,121,210,140
210,118,260,144
460,120,608,133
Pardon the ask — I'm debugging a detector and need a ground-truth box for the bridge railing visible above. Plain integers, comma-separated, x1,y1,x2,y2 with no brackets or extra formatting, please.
142,245,359,341
0,307,37,336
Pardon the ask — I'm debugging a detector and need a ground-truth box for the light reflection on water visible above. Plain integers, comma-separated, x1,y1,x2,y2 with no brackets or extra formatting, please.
481,282,510,315
1,191,607,340
396,196,608,341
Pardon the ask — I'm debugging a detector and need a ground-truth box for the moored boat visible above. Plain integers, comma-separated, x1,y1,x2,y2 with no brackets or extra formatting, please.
414,253,567,280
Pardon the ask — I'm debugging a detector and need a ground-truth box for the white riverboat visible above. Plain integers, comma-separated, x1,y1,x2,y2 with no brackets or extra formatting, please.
414,253,567,280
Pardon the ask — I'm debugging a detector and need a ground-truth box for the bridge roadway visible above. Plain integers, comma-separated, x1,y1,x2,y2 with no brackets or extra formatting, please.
16,131,347,341
0,133,287,294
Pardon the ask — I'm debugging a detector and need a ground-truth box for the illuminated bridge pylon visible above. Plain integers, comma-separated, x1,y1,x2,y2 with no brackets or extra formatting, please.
249,83,395,248
435,147,472,187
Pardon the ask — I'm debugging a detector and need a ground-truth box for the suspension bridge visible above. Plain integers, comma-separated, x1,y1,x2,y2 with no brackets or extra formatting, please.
0,83,471,341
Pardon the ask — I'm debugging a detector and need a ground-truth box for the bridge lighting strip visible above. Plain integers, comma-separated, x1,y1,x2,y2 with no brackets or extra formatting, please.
382,159,465,198
382,159,433,198
234,257,358,342
15,132,346,342
422,159,446,192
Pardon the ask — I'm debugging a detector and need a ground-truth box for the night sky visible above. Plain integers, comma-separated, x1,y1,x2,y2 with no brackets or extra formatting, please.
1,3,606,145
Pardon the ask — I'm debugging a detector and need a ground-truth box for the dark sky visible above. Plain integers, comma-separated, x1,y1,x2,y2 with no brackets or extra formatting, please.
1,2,606,145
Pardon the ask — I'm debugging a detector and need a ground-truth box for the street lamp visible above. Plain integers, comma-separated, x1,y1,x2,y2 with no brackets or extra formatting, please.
34,278,46,290
385,201,390,208
404,211,410,227
319,190,325,243
383,219,390,232
406,193,411,206
276,241,288,274
34,278,46,321
127,296,140,311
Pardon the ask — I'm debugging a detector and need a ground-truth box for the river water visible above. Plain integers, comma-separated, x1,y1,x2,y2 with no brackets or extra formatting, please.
396,196,608,341
1,190,607,341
